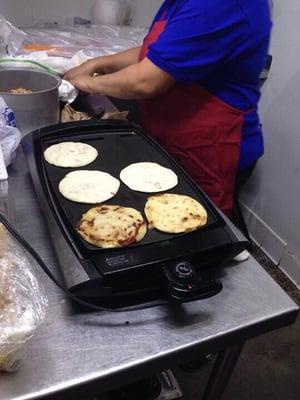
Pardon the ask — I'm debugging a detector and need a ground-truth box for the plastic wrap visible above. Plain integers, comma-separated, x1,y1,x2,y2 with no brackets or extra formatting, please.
0,24,147,74
0,21,147,75
0,223,47,372
0,53,71,75
0,51,87,75
0,15,26,56
24,24,147,58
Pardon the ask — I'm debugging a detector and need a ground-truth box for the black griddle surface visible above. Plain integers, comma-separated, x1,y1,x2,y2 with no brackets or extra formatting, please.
39,126,220,253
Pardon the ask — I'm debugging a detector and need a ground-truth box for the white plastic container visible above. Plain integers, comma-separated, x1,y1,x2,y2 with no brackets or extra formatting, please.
92,0,130,25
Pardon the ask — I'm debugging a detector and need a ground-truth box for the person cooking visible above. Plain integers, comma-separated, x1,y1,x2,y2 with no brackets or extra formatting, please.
65,0,272,221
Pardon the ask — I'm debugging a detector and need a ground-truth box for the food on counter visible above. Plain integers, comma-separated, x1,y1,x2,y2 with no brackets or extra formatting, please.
0,224,17,372
5,87,33,94
0,225,10,311
120,162,178,193
77,205,147,248
145,194,207,234
61,104,92,123
60,105,129,123
44,142,98,168
0,223,9,250
59,170,120,204
0,223,47,372
101,111,129,120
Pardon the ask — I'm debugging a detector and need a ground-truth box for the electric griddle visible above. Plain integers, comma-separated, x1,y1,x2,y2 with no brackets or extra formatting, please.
23,120,248,308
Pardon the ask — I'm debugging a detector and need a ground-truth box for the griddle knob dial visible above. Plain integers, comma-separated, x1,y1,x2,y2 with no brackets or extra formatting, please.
174,262,195,282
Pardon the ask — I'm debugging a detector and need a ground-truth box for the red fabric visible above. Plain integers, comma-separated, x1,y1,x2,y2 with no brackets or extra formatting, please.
140,20,167,60
139,20,244,216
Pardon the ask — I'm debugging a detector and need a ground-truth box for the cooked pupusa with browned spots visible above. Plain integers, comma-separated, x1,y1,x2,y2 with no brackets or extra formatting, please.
77,205,147,248
145,194,207,234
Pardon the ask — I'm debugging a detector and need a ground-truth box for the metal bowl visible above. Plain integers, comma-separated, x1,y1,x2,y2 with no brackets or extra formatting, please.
0,68,61,135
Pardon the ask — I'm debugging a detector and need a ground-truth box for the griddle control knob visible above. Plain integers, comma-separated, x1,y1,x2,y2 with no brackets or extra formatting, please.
174,262,195,282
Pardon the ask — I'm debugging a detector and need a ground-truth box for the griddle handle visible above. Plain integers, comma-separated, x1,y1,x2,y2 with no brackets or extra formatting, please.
163,262,223,302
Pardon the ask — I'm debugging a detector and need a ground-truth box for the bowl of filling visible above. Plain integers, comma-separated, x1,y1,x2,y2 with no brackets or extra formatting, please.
0,68,61,135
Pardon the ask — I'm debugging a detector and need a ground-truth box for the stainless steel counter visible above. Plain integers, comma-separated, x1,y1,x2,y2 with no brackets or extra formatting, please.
0,123,298,400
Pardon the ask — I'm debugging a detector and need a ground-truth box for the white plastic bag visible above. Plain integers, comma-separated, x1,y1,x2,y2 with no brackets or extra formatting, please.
0,97,21,180
0,125,21,178
0,15,26,55
0,223,48,372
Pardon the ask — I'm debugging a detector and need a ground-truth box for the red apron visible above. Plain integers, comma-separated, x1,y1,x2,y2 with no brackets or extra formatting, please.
139,20,245,217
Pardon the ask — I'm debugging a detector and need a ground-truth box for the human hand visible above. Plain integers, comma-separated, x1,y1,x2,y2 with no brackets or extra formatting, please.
64,60,97,81
69,75,98,94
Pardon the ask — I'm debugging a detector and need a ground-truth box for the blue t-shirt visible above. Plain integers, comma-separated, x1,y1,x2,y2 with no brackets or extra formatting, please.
147,0,272,169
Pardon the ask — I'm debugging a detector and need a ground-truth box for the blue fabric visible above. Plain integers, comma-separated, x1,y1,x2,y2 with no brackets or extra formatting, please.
147,0,272,169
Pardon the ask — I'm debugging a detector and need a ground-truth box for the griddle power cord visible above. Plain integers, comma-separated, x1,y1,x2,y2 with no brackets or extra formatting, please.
0,213,169,313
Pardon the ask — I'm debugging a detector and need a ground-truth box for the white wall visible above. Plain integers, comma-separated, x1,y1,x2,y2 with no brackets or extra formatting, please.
0,0,162,27
130,0,163,27
0,0,99,26
0,0,34,27
240,0,300,287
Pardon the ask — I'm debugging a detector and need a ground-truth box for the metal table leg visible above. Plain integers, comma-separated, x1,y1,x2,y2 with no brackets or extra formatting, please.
202,342,245,400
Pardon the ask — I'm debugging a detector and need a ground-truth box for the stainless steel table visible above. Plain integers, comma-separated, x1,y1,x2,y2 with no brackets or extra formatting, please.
0,128,298,400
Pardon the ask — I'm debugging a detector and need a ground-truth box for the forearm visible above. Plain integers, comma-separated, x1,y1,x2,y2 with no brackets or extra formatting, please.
83,64,171,100
90,65,148,99
90,46,141,74
70,58,176,100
